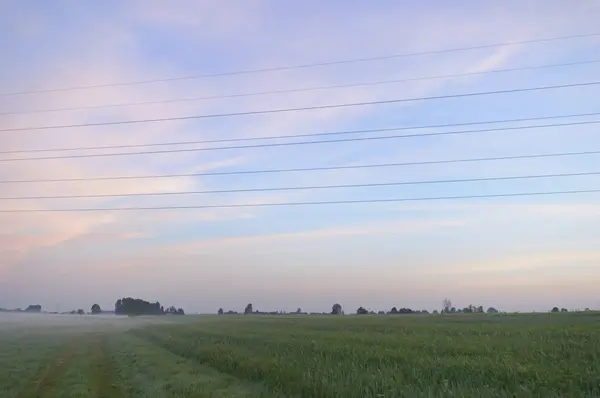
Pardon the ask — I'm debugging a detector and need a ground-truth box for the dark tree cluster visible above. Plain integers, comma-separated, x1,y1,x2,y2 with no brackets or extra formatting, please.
114,297,185,316
331,303,343,315
165,306,185,315
441,300,496,314
115,297,163,315
25,304,42,313
389,307,423,314
217,308,239,315
461,305,485,314
355,306,430,315
357,307,369,315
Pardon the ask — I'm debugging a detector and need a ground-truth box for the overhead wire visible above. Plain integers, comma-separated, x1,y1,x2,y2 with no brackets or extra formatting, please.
1,33,598,212
2,59,599,116
2,189,600,212
2,31,599,96
3,81,598,133
3,111,599,155
1,150,598,184
2,171,599,200
1,120,598,162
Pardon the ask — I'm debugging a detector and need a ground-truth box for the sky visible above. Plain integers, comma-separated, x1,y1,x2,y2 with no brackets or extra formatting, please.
0,0,599,314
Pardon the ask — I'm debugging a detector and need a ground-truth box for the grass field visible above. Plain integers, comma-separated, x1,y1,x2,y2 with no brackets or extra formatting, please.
1,312,599,397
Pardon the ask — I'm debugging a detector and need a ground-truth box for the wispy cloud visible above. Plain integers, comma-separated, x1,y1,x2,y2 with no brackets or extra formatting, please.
1,0,599,311
163,217,467,255
432,251,600,275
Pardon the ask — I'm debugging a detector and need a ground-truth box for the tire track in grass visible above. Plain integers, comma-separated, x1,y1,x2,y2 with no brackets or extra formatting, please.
122,331,283,397
17,336,81,398
90,334,124,398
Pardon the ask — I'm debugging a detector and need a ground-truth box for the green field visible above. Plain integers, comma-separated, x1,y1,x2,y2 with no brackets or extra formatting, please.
1,312,600,397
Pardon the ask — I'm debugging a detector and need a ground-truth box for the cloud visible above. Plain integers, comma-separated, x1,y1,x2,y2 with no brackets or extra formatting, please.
437,251,600,275
392,203,600,218
1,1,599,311
164,217,467,255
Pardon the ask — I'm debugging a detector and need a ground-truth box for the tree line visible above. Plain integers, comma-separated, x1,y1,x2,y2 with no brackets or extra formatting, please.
218,303,475,316
215,302,594,316
218,303,485,316
0,299,595,316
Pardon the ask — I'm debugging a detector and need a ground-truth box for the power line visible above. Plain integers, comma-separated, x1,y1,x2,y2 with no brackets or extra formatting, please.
3,171,598,201
3,81,598,133
4,59,599,117
1,120,598,162
3,31,599,97
4,112,599,155
1,150,599,184
2,189,599,212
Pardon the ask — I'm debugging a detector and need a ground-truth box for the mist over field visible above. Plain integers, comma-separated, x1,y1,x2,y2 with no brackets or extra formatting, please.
0,312,172,333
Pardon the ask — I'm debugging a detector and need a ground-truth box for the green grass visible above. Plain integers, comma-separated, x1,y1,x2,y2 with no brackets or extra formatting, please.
0,328,75,397
1,312,600,397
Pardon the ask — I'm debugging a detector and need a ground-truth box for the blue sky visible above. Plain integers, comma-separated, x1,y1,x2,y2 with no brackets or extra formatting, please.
1,0,599,313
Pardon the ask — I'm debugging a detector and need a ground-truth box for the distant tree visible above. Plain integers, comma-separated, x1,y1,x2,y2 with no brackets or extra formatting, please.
450,307,456,313
486,307,498,314
244,303,253,314
561,308,568,312
77,309,84,315
25,304,42,313
398,308,413,314
551,307,559,313
463,307,472,314
91,304,101,314
476,305,484,313
443,298,452,313
158,306,183,315
357,307,368,315
218,308,224,315
296,308,302,314
390,307,398,314
421,309,429,314
378,310,385,315
432,309,439,315
331,303,342,315
585,308,591,312
114,297,166,316
457,308,463,313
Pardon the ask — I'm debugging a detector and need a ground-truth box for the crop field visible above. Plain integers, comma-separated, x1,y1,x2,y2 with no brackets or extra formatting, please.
1,312,599,397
